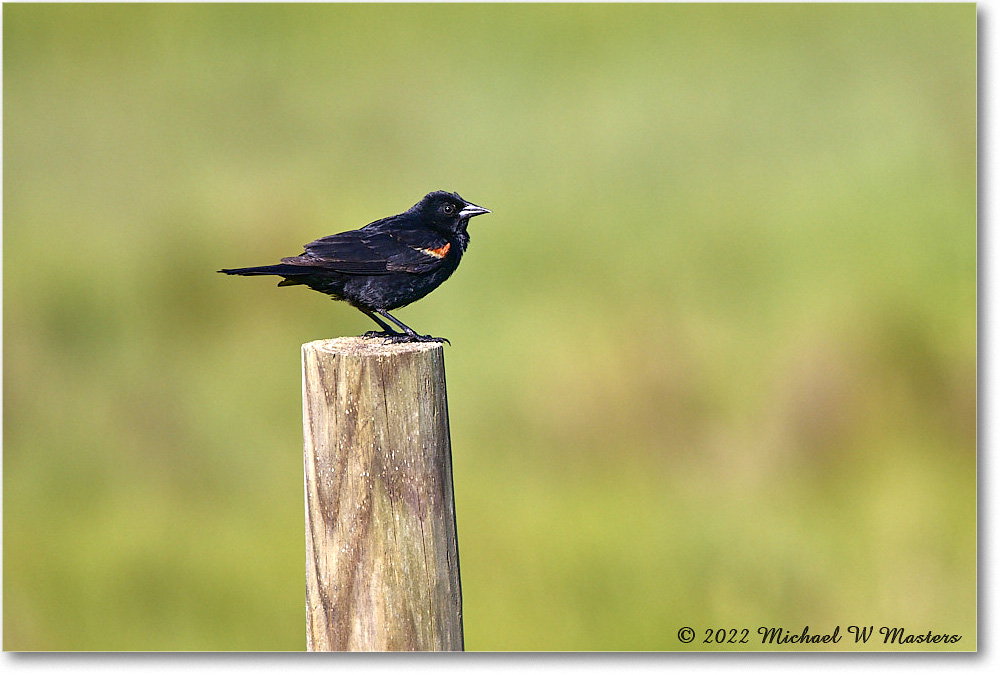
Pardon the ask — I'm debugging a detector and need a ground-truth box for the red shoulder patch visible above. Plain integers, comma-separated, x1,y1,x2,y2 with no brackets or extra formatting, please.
417,242,451,259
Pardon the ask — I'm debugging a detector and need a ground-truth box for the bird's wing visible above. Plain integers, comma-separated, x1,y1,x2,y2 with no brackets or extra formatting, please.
283,228,452,275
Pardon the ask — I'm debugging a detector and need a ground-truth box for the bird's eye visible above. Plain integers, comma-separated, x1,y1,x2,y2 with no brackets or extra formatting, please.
443,204,456,215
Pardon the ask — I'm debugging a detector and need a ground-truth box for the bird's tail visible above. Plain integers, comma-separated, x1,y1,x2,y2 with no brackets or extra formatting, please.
218,264,308,276
218,264,313,286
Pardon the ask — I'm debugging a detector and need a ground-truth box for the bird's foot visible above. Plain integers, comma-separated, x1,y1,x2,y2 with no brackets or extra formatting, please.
361,330,449,345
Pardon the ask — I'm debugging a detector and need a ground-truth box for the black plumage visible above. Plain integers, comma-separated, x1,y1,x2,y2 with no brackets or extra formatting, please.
219,191,490,343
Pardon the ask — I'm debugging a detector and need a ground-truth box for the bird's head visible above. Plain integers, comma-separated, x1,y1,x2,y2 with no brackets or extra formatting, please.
417,191,491,233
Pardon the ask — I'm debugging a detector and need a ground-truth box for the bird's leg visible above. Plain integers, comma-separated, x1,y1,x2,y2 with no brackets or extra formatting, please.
375,309,450,344
359,308,405,340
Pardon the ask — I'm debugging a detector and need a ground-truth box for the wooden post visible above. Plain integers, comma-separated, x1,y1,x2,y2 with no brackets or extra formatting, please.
301,337,463,651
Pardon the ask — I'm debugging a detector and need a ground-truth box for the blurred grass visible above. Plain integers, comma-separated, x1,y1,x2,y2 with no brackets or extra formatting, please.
3,3,976,651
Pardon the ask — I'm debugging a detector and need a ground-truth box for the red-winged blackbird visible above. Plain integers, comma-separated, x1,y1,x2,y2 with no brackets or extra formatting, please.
219,191,490,343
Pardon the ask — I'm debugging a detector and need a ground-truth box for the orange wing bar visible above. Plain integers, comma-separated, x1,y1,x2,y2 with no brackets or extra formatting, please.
418,243,451,259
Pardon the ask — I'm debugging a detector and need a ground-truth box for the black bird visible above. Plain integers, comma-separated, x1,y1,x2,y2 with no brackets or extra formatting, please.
219,191,490,343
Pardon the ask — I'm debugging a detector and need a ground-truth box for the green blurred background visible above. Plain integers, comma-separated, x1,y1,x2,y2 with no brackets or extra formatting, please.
3,3,976,651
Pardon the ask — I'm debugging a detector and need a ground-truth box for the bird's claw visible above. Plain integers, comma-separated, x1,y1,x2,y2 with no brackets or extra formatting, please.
410,334,450,345
362,330,403,340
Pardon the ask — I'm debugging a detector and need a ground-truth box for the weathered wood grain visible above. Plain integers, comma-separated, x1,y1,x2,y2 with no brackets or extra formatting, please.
301,337,463,651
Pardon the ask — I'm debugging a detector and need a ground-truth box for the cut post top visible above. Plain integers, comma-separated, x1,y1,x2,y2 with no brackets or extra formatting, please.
303,336,444,357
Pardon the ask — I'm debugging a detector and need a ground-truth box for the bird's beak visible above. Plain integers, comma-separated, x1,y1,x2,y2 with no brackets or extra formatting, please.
459,202,491,218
